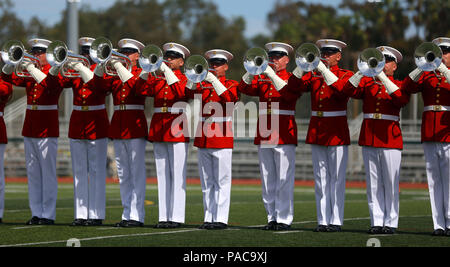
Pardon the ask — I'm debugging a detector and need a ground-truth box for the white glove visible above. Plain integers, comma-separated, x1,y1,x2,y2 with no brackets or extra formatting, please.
186,80,197,90
159,62,179,85
348,71,364,88
408,68,423,83
263,65,287,91
94,63,104,77
23,62,46,84
139,70,149,81
49,66,61,76
111,60,133,83
205,72,227,95
377,71,399,95
292,66,304,79
69,62,94,83
437,63,450,83
2,64,15,75
242,72,254,85
317,61,338,86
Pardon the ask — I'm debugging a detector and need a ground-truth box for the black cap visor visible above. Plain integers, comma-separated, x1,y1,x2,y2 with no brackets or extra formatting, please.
268,51,287,58
209,58,227,65
119,47,139,54
320,47,340,55
384,54,396,63
30,47,46,54
164,50,183,59
440,46,450,54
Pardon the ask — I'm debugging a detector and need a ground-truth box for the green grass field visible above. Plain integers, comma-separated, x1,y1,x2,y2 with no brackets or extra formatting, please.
0,182,449,247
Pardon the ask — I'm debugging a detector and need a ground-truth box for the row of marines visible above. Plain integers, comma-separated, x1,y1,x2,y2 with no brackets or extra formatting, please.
0,35,448,236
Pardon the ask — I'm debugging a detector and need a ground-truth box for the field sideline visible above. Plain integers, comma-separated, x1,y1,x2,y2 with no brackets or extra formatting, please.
0,178,448,248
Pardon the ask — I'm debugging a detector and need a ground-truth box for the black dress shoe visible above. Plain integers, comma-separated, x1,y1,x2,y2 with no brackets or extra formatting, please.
115,220,129,227
208,222,227,230
432,229,445,236
199,222,212,229
382,226,396,234
39,218,55,225
445,229,450,237
0,218,2,223
127,220,144,227
328,224,342,232
154,221,169,228
262,221,277,230
167,221,182,228
368,226,383,234
71,219,87,226
275,223,291,231
84,219,102,226
26,216,41,225
314,225,329,232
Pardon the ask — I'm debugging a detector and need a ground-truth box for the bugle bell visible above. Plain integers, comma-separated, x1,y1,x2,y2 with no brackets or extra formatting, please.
357,48,385,77
139,44,163,73
295,43,321,72
414,42,442,72
90,37,132,76
1,40,41,77
46,40,90,78
185,55,209,83
243,47,269,75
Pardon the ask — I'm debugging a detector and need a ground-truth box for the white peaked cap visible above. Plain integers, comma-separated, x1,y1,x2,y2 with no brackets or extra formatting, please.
78,37,95,47
163,42,191,59
205,49,233,62
316,39,347,51
432,37,450,47
377,46,403,63
118,38,145,53
28,38,51,49
265,42,294,55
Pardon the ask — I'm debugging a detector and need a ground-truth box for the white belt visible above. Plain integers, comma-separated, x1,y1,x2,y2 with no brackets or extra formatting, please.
114,104,144,111
259,109,295,116
154,107,185,113
311,110,346,117
423,105,450,112
73,104,106,111
201,116,233,123
27,105,58,111
364,113,399,121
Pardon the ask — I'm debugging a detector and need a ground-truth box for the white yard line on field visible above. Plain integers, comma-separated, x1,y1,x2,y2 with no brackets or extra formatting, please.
11,226,43,230
0,229,201,247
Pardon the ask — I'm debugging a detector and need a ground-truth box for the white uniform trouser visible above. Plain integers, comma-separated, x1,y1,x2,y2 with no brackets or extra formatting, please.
423,142,450,230
24,137,58,220
0,144,5,219
70,138,108,220
258,144,296,225
153,142,188,223
311,144,348,226
362,146,401,228
198,148,232,224
114,138,147,223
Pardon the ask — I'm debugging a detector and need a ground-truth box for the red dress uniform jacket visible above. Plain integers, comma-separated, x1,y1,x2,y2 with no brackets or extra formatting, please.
135,69,189,143
0,79,13,144
100,66,148,139
186,77,239,149
283,65,353,146
343,76,410,149
2,65,63,138
402,70,450,143
238,69,299,146
52,64,110,140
